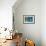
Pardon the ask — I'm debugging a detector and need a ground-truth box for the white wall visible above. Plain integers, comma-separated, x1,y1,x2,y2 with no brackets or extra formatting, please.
13,0,41,46
0,0,16,29
41,0,46,46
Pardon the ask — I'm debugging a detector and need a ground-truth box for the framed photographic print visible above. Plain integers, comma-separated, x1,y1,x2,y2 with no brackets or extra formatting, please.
23,15,35,24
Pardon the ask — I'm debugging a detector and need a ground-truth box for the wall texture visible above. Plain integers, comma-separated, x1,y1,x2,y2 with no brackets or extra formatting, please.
41,0,46,46
13,0,41,46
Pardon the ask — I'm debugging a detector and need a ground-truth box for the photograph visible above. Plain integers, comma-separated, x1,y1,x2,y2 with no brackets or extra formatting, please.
23,15,35,24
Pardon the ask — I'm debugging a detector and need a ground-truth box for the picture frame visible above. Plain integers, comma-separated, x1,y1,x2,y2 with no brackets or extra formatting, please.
23,15,35,24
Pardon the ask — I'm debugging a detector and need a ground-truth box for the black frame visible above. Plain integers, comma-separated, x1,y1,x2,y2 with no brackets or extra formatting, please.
23,15,35,24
